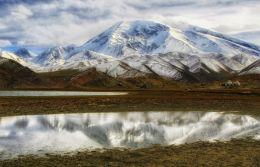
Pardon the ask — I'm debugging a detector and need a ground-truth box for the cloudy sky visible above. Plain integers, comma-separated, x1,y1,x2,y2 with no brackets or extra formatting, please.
0,0,260,49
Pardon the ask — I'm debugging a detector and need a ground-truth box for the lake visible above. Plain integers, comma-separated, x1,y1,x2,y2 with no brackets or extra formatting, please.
0,91,128,97
0,111,259,159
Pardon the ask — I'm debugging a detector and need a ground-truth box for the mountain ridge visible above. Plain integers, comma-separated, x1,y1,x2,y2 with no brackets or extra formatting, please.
1,20,260,83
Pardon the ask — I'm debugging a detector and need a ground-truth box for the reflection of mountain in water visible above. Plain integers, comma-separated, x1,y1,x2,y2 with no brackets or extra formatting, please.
0,111,259,158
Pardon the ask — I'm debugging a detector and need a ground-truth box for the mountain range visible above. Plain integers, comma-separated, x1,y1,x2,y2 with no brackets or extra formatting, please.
0,20,260,88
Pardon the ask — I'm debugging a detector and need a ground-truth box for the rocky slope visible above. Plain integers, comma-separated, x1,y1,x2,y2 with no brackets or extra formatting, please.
0,57,42,88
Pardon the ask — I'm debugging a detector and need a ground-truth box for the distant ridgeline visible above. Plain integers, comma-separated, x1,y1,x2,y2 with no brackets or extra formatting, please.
0,20,260,88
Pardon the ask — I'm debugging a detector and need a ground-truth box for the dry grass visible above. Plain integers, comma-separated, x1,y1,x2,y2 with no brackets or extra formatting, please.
1,139,259,167
0,89,260,117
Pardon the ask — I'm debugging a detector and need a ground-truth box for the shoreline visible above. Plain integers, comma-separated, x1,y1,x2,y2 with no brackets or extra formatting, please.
1,139,259,167
0,89,259,166
0,89,259,117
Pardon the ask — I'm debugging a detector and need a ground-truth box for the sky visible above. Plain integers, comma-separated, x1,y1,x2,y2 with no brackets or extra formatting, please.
0,0,260,49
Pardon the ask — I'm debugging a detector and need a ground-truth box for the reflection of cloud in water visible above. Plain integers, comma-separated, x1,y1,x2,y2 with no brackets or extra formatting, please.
0,111,259,159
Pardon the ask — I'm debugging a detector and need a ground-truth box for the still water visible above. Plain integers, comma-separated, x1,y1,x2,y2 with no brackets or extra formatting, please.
0,111,259,159
0,91,128,97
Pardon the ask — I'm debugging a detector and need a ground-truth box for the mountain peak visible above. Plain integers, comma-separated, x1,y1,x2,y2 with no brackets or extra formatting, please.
82,20,260,58
0,51,29,66
82,20,173,57
100,20,170,35
14,48,32,59
113,20,170,31
33,45,77,66
26,20,260,80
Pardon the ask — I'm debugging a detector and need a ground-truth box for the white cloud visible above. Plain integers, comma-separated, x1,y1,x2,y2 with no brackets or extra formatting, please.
0,40,12,46
11,5,33,20
0,0,260,46
232,31,260,45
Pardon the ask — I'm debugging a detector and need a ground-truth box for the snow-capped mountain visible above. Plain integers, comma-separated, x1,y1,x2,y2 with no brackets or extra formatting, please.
239,59,260,75
0,51,29,67
82,20,260,58
33,45,76,66
14,48,34,59
233,31,260,47
5,20,260,82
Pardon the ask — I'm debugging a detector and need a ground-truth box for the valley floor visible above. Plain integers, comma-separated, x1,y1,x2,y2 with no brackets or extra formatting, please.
0,89,260,117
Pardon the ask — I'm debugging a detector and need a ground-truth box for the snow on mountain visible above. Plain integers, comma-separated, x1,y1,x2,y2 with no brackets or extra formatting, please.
33,45,76,66
12,20,260,81
232,31,260,47
14,48,34,59
0,50,44,73
170,22,260,54
0,51,29,67
82,20,260,58
68,50,114,64
43,50,116,72
88,52,231,81
239,59,260,75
